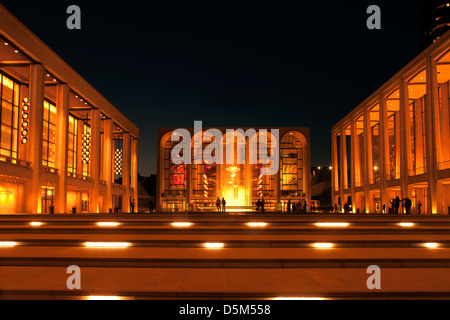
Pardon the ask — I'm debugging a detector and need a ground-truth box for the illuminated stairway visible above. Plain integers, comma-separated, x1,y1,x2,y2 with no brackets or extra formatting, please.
0,214,450,299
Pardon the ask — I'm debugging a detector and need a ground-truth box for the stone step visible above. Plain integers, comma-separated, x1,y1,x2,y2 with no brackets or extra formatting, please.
0,266,449,299
0,247,450,268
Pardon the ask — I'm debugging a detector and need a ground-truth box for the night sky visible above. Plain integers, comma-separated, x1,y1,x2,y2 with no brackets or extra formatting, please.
1,0,422,175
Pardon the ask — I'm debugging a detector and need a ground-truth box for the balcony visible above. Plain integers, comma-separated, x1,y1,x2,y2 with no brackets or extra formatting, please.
112,183,126,190
42,166,59,175
0,155,31,168
67,172,93,182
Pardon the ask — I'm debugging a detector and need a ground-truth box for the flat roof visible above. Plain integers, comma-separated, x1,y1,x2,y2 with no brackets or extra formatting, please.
0,4,139,138
331,29,450,132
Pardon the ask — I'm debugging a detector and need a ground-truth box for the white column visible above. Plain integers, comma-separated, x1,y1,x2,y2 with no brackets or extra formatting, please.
55,84,69,214
123,132,131,213
89,108,101,213
426,56,440,214
131,137,139,212
102,119,113,213
28,64,45,214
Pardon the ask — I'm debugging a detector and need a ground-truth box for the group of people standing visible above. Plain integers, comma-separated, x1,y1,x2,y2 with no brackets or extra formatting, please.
216,197,227,212
389,196,422,214
286,199,308,213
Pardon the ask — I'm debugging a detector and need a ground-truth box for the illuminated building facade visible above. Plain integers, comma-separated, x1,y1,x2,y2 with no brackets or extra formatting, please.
421,0,450,48
332,30,450,214
157,127,311,212
0,5,139,214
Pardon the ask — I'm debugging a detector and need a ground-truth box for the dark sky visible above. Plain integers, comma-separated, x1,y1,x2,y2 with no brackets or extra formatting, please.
1,0,422,175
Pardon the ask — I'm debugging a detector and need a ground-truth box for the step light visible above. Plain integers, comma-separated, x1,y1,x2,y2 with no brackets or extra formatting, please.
399,222,414,227
247,222,268,227
85,242,131,248
97,222,120,227
313,243,334,249
0,241,17,247
30,222,43,227
172,222,192,227
315,222,349,227
274,297,326,301
424,242,439,248
87,296,122,300
204,242,224,249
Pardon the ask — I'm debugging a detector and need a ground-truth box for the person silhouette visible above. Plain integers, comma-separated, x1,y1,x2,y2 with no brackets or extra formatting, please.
216,197,221,212
222,197,226,212
394,196,400,214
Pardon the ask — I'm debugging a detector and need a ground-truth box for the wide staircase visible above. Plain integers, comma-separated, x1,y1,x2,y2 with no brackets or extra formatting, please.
0,212,450,299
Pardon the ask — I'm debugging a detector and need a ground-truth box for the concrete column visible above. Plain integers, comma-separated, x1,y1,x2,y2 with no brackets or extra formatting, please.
426,56,440,214
131,138,139,213
28,64,45,214
399,79,410,202
363,107,371,213
380,96,389,211
55,84,69,214
123,132,131,213
102,119,113,213
89,108,101,213
440,83,450,167
331,132,337,207
304,137,311,211
350,118,357,212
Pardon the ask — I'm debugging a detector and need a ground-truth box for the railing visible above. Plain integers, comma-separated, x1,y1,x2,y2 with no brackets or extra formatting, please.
67,172,93,182
0,155,31,168
112,183,126,190
42,166,59,175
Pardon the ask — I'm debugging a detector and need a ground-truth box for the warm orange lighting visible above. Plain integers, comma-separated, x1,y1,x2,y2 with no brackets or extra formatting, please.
204,242,224,249
247,222,268,227
424,243,439,248
172,222,192,227
85,242,131,248
0,241,17,247
313,243,333,249
225,166,240,174
399,222,414,227
87,296,122,300
97,222,120,227
316,222,349,227
274,297,326,300
30,222,43,227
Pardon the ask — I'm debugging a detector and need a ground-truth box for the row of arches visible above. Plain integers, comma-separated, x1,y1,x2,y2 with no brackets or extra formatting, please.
158,128,310,212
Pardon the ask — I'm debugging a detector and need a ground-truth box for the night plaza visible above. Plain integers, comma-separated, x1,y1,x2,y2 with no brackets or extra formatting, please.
1,2,450,301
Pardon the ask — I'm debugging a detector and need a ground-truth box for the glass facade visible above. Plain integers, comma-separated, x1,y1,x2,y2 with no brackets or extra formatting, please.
0,73,19,159
42,101,57,168
68,115,78,174
159,129,310,212
280,134,304,197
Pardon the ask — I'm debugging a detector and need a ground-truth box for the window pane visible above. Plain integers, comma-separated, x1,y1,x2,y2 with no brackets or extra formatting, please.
1,126,12,150
2,101,12,125
13,83,19,106
2,76,13,102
